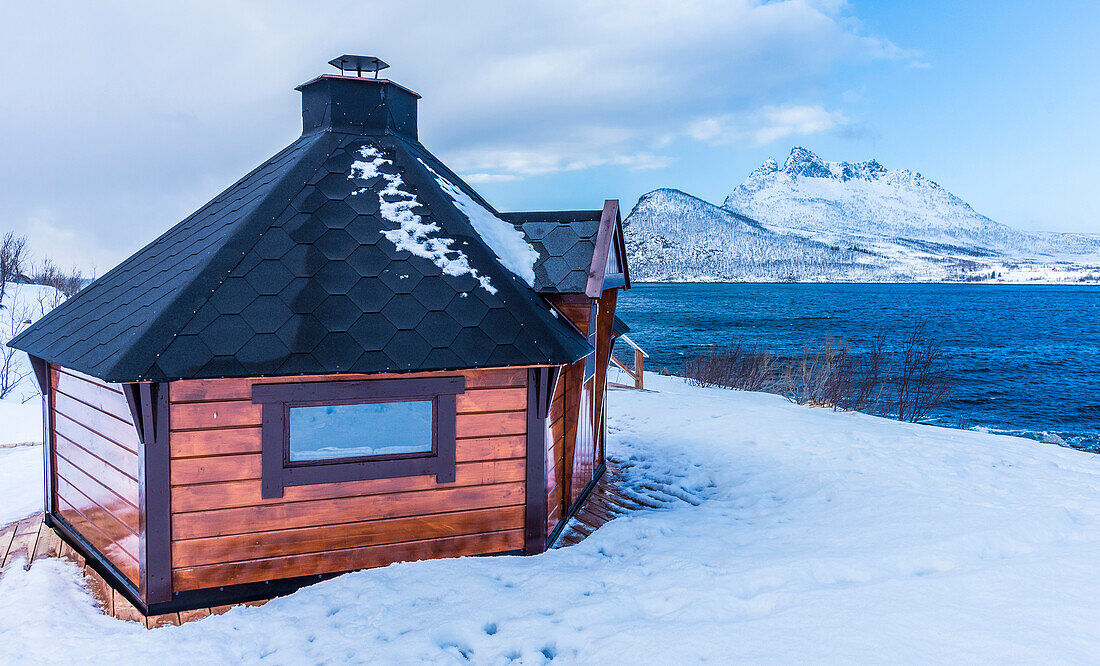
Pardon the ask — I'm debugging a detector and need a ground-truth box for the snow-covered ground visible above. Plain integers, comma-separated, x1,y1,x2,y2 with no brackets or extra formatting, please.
0,400,42,446
3,374,1100,663
0,445,42,526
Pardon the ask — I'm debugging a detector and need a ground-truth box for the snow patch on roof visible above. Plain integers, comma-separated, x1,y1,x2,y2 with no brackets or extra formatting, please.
419,159,539,287
350,146,496,294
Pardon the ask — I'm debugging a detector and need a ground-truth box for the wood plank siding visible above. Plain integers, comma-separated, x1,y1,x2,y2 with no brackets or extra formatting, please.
50,365,141,585
544,289,617,538
546,370,567,535
167,367,530,591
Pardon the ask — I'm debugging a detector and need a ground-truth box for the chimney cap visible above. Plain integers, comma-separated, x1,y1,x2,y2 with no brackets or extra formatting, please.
327,54,389,78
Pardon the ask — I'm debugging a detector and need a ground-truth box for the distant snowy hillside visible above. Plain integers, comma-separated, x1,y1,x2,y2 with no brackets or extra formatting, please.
624,189,888,282
625,148,1100,282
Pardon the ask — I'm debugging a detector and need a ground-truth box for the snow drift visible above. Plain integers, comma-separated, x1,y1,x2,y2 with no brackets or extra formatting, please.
3,374,1100,662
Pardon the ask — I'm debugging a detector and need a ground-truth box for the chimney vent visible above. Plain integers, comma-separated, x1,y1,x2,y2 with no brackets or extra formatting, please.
327,54,389,79
296,56,418,139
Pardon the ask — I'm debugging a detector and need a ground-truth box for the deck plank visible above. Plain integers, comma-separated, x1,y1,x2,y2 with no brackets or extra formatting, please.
178,608,212,623
3,517,41,567
32,522,63,562
0,525,16,564
82,565,114,616
112,588,146,624
146,613,182,628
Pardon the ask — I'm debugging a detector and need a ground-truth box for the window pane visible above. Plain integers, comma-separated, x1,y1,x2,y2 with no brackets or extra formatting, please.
289,401,433,461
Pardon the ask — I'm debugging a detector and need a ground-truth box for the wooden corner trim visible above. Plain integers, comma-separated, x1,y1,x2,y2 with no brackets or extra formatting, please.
139,382,173,605
524,367,551,554
586,199,620,298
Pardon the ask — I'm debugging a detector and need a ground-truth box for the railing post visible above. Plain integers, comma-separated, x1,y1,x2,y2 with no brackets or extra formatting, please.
634,348,644,390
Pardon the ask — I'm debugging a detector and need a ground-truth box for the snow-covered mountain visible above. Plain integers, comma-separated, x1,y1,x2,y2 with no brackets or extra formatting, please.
625,147,1100,282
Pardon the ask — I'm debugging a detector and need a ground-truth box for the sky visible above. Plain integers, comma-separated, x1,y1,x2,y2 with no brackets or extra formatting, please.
1,0,1097,272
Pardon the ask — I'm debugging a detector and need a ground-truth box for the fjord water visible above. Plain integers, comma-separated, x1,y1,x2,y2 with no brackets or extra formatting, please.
615,283,1100,451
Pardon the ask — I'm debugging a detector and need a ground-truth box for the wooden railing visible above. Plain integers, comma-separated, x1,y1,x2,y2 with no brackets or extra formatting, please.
609,334,648,390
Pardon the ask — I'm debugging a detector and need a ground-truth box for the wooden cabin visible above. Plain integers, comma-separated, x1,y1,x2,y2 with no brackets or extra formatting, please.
9,56,631,615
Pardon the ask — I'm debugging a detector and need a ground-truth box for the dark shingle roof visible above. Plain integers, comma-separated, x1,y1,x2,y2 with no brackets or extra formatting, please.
499,210,602,293
10,78,591,382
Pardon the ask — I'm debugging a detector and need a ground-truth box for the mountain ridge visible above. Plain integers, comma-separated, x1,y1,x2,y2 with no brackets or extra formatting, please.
623,148,1100,283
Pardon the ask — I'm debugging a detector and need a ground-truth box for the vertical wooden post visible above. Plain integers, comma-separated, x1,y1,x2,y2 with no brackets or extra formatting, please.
524,368,550,555
29,357,54,516
634,348,644,390
138,382,173,606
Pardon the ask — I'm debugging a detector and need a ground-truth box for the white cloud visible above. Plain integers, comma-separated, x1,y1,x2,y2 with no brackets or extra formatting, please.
462,173,522,184
686,105,848,146
0,0,915,268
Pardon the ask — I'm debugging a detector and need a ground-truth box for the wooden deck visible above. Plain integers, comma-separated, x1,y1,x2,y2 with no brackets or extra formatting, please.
0,458,691,626
553,457,698,547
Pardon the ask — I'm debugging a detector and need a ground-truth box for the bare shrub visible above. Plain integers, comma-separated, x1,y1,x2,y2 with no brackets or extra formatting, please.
683,341,775,392
848,332,888,414
0,296,33,398
32,258,83,297
682,324,953,424
0,232,27,307
893,321,955,422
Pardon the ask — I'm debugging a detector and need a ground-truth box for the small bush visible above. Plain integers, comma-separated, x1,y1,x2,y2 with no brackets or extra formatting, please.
682,323,954,424
31,259,83,297
683,341,775,392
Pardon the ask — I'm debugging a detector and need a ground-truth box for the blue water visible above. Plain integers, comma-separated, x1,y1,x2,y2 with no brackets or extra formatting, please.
615,283,1100,452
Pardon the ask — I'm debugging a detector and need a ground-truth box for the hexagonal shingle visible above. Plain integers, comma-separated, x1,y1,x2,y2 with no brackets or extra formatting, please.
311,331,360,370
210,277,259,315
314,200,357,229
348,314,398,351
418,311,462,348
245,260,295,296
450,328,495,364
290,188,327,214
446,291,490,327
541,225,580,257
347,191,381,216
253,228,295,260
347,245,389,276
236,334,291,374
315,261,359,294
314,294,359,331
276,314,327,353
241,295,295,335
280,279,329,314
410,278,454,311
346,217,382,244
383,330,432,369
200,316,255,356
348,278,393,313
381,294,428,330
480,309,521,345
377,268,422,294
316,173,353,199
315,229,356,260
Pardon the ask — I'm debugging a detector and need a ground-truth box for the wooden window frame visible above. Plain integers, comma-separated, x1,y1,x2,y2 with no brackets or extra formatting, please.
252,377,465,499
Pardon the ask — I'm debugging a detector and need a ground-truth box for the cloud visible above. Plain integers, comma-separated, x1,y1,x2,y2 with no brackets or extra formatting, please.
686,105,848,146
451,146,674,180
462,173,522,184
0,0,915,269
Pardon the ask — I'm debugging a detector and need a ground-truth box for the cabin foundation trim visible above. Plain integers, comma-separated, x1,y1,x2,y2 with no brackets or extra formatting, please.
46,510,150,613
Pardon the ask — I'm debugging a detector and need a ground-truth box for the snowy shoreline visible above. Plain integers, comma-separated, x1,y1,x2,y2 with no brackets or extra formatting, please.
3,373,1100,662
